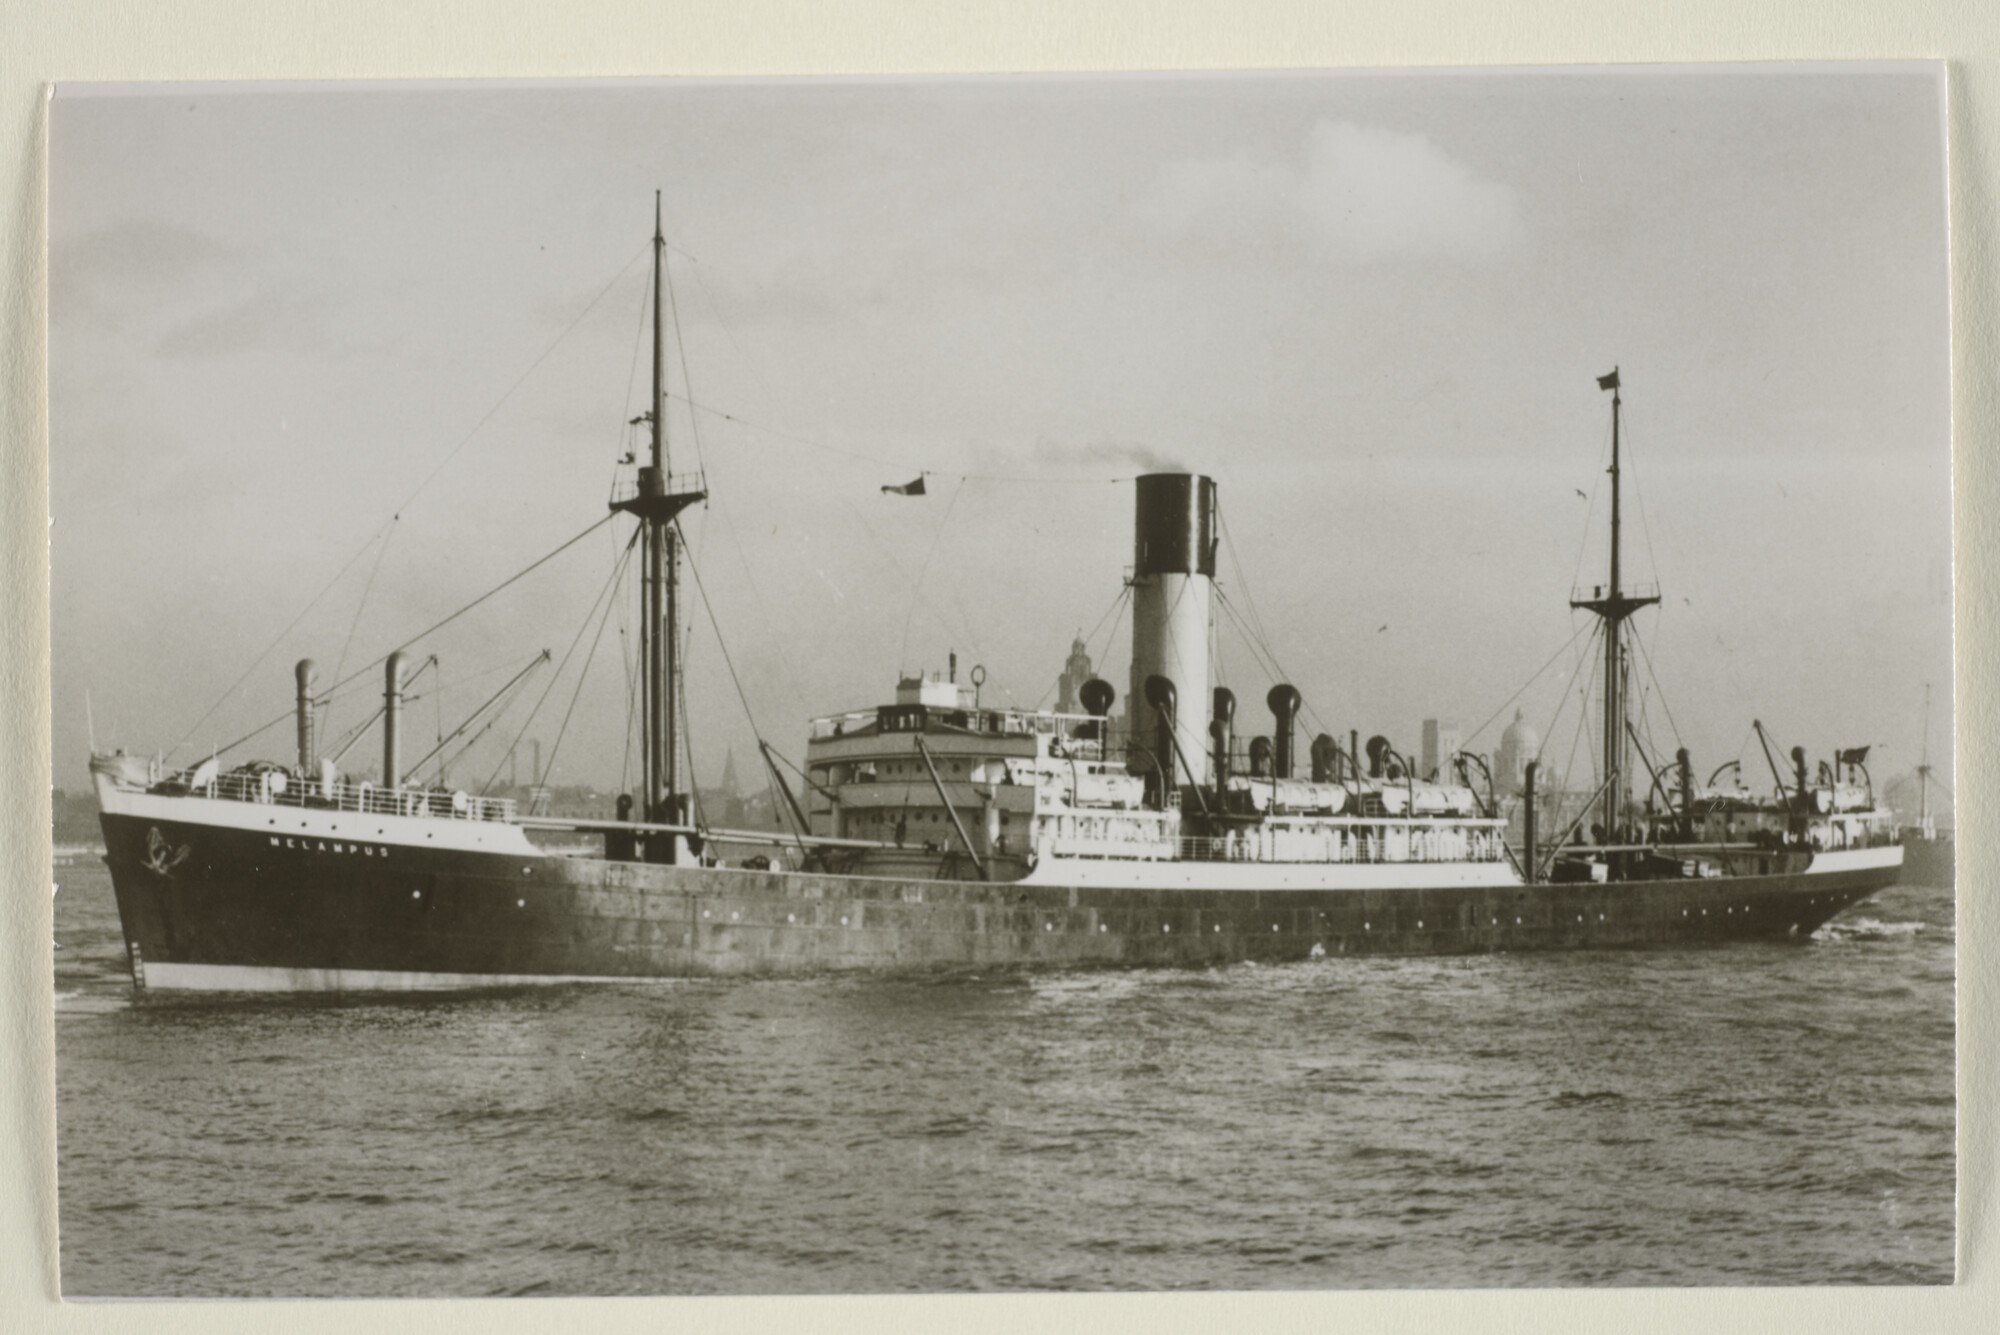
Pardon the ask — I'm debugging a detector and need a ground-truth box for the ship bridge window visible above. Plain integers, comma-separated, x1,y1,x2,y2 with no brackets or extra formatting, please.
878,704,928,733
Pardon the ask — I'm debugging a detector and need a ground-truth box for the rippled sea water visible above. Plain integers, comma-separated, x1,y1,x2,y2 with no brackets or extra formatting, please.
53,859,1954,1295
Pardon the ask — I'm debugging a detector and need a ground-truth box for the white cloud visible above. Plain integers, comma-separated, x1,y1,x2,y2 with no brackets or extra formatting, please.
1142,120,1521,261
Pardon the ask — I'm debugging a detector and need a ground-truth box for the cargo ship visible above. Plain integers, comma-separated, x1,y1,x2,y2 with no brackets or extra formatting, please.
89,207,1903,992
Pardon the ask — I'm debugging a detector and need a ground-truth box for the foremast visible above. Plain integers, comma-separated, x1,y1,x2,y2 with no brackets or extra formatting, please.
1569,368,1659,842
611,193,707,859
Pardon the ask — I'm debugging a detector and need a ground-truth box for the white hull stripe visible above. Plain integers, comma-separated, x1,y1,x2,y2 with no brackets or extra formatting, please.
99,788,540,856
1801,846,1903,872
1019,857,1522,889
140,962,674,993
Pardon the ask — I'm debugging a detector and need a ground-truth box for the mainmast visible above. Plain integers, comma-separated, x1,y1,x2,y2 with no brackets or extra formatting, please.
612,193,706,860
1570,368,1659,842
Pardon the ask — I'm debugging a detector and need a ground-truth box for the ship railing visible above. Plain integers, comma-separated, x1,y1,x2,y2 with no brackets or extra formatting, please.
607,468,708,507
808,706,1110,740
168,767,517,823
1569,579,1661,605
1175,824,1507,865
810,710,882,739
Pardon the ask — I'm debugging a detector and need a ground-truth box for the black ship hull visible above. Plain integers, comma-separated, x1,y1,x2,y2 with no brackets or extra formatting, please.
102,809,1899,992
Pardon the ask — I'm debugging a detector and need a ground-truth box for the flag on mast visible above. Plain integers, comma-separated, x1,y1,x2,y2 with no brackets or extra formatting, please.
881,475,927,496
1597,369,1620,391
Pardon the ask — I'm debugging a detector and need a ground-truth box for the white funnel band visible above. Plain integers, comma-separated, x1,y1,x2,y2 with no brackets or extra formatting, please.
1129,572,1211,787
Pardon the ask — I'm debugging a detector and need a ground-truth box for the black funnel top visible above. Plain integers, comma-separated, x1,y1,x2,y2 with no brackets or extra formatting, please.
1134,474,1217,578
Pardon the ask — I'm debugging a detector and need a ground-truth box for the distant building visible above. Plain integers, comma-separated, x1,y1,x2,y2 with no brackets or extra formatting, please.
1496,710,1540,796
1421,718,1462,781
719,747,747,826
1056,636,1094,714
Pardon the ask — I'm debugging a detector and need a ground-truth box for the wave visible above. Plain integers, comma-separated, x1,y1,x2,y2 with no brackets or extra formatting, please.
1814,917,1925,943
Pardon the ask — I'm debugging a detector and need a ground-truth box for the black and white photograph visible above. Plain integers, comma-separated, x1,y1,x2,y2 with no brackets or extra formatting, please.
46,67,1953,1295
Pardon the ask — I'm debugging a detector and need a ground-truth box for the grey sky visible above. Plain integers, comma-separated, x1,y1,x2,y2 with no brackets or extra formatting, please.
48,70,1950,809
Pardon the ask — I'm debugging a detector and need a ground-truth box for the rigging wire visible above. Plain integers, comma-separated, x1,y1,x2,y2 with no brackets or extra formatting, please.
665,237,1129,484
677,518,786,814
1568,414,1613,601
662,249,706,482
1628,614,1684,750
1459,620,1597,750
167,242,649,762
396,240,650,525
420,653,551,781
1210,589,1283,688
315,514,618,710
1554,620,1603,814
1208,586,1338,740
1032,583,1134,710
897,476,965,671
1216,503,1280,668
478,525,640,795
1096,587,1133,679
1209,513,1341,745
167,533,397,760
535,531,643,796
666,386,1132,486
1620,399,1668,612
328,520,399,731
615,259,652,456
